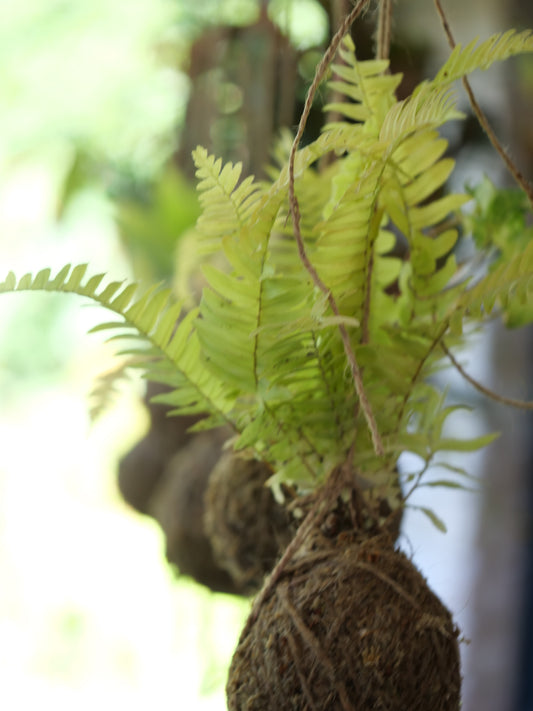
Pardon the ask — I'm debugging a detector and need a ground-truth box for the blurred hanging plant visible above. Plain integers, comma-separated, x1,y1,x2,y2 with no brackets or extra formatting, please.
2,23,533,524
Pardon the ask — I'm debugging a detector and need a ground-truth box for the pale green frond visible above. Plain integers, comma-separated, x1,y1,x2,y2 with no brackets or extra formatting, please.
379,87,463,146
0,264,236,427
312,161,383,320
324,36,401,131
379,30,533,151
433,29,533,86
88,358,138,421
410,506,448,533
450,240,533,324
191,146,265,253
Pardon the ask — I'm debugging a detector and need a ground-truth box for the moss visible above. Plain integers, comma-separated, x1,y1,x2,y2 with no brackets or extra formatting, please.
227,533,460,711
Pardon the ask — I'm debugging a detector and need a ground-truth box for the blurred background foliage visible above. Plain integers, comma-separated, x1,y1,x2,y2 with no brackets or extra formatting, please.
1,0,532,709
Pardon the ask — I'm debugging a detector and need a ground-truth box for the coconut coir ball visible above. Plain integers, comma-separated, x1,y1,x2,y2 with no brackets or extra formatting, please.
204,453,295,594
227,536,461,711
205,457,404,595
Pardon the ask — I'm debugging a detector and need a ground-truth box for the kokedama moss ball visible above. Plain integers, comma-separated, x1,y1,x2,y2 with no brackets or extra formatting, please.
204,457,405,595
227,535,461,711
204,453,296,594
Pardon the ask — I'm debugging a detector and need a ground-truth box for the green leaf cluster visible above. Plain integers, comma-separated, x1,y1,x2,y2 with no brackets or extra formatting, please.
463,176,533,327
2,30,533,496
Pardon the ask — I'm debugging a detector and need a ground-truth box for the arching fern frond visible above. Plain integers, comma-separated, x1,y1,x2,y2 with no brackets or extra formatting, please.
433,29,533,85
0,265,237,428
379,87,463,146
381,30,533,148
88,358,138,422
448,240,533,332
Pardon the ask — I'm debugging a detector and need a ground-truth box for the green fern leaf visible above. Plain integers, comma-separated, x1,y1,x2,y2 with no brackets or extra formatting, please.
192,146,264,251
379,87,462,145
325,36,401,130
450,240,533,322
0,265,236,427
411,506,448,533
381,30,533,148
434,29,533,85
88,359,137,421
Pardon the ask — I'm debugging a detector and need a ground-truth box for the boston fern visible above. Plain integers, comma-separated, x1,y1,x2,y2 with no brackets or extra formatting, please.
3,31,533,523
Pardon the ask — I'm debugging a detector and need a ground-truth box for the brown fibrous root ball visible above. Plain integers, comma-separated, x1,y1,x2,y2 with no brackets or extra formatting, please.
204,453,296,594
227,535,461,711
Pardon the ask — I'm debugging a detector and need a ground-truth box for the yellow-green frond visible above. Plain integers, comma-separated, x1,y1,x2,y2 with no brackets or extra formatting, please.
0,264,236,426
433,29,533,86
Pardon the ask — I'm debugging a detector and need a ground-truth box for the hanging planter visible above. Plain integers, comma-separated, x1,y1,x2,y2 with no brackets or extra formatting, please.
2,1,533,707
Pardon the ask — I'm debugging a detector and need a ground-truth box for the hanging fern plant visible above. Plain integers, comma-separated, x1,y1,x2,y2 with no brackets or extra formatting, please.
4,28,531,493
2,1,533,708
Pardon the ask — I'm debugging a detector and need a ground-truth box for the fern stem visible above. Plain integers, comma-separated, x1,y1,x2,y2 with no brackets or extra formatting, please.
403,459,431,502
394,322,448,435
252,250,268,390
288,0,384,458
311,331,346,443
361,205,384,344
442,342,533,410
433,0,533,208
376,0,393,61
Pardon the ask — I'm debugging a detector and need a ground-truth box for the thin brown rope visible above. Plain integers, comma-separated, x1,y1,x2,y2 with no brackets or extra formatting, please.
376,0,393,61
277,583,357,711
287,0,384,458
433,0,533,207
443,342,533,409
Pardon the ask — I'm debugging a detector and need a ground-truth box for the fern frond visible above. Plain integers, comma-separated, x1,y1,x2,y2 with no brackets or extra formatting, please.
88,359,137,421
312,162,383,321
380,30,533,149
380,86,464,146
324,36,401,130
449,240,533,328
433,29,533,86
0,265,236,427
190,146,264,255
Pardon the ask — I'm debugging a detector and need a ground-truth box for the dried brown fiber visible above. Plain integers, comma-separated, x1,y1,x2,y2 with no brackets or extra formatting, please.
227,534,461,711
204,454,295,594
